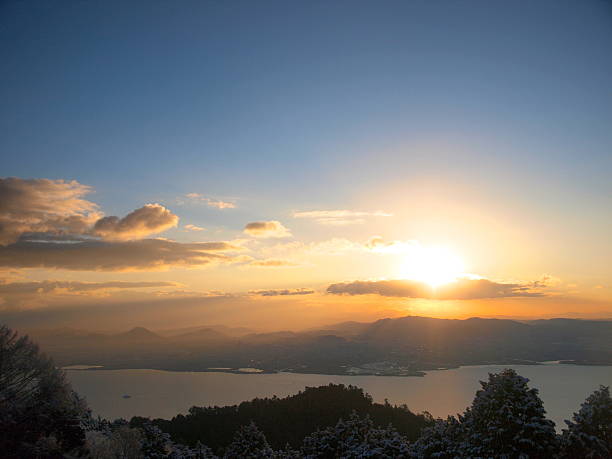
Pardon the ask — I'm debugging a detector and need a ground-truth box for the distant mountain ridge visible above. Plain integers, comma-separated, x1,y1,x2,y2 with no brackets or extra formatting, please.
26,315,612,374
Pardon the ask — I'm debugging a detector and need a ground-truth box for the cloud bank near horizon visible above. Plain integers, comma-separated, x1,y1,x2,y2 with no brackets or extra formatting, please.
327,278,544,300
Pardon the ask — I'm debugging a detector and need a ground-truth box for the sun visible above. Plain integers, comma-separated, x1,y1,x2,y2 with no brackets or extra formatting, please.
398,246,465,287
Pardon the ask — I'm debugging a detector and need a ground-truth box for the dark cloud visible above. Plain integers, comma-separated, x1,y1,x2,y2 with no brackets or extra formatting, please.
0,239,245,271
249,288,315,296
243,221,291,238
326,278,544,300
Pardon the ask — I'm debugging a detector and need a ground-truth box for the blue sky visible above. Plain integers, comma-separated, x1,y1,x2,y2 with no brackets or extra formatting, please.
1,1,611,328
3,0,611,206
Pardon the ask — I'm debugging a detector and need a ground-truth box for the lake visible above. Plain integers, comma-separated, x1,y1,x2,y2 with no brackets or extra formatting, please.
67,363,612,429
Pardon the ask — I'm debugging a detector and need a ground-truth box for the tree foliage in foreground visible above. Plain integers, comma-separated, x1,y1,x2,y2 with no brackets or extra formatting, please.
0,324,88,458
560,384,612,458
458,368,559,458
301,411,410,458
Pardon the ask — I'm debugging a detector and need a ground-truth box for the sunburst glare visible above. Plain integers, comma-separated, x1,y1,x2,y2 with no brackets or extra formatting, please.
398,246,465,287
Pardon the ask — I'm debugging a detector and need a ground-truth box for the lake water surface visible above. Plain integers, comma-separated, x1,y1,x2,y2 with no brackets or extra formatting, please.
67,364,612,429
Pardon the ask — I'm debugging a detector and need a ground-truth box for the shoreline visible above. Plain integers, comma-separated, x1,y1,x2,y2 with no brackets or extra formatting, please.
63,359,612,377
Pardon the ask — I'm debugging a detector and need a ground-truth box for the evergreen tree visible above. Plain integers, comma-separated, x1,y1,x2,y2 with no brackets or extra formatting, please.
458,368,558,458
141,422,172,458
271,443,302,458
302,411,410,458
168,441,217,458
224,421,274,458
560,385,612,458
409,416,463,459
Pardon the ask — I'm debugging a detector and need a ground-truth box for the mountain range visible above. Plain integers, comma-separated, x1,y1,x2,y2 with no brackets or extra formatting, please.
25,316,612,375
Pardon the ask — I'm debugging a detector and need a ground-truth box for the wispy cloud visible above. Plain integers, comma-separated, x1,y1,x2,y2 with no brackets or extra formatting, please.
249,259,298,268
0,280,180,295
364,236,418,253
249,288,315,296
184,224,206,232
244,221,291,238
293,209,392,226
184,193,236,209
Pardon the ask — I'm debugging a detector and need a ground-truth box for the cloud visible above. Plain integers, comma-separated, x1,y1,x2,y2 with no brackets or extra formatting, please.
0,279,184,310
184,224,206,232
364,236,417,253
326,278,544,300
243,221,291,238
0,177,101,245
92,204,178,241
293,210,392,226
257,238,362,261
0,239,246,271
249,259,298,268
184,193,236,209
0,280,179,295
0,178,180,245
249,288,315,296
531,274,562,288
152,289,228,298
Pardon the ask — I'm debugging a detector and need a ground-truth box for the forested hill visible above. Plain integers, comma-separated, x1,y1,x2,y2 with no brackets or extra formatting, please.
131,384,430,451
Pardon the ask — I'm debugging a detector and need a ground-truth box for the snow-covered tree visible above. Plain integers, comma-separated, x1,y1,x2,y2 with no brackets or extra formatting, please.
560,385,612,458
108,425,145,459
409,415,463,458
302,411,410,458
224,421,274,458
0,324,88,458
191,440,218,458
140,422,172,458
271,443,302,458
168,441,217,458
457,368,558,458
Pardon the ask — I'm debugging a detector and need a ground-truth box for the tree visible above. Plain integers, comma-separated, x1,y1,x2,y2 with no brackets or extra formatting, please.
458,368,558,458
409,415,463,459
140,422,172,458
223,421,274,458
108,425,145,459
147,384,427,451
301,411,410,458
0,324,88,458
271,443,302,458
560,385,612,458
168,440,217,458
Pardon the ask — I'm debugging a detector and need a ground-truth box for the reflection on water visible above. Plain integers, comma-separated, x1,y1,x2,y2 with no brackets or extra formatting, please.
67,364,612,430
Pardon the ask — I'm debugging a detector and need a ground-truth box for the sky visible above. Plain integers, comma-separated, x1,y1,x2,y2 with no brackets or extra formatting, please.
1,0,611,331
